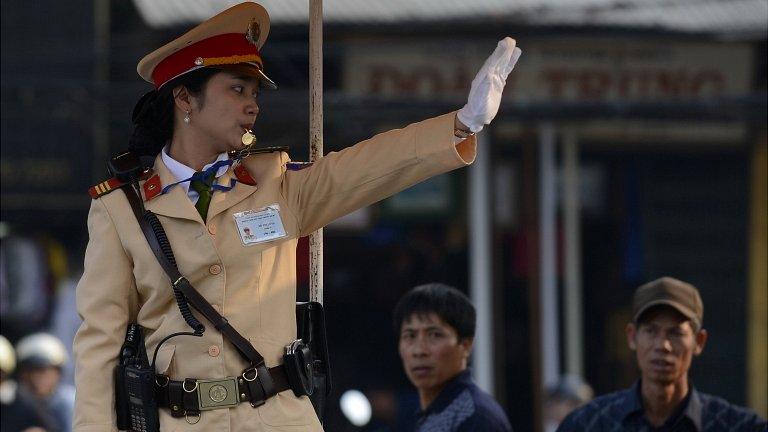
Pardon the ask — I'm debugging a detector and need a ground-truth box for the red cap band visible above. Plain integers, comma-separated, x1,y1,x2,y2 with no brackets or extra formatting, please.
152,33,263,88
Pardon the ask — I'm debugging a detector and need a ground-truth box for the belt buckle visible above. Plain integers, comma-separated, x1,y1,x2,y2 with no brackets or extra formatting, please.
197,377,240,410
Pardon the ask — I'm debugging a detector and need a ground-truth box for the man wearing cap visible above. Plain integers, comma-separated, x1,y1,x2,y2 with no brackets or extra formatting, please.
73,2,522,431
557,277,766,431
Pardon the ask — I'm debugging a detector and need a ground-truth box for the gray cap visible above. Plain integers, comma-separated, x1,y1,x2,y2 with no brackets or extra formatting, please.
632,277,703,329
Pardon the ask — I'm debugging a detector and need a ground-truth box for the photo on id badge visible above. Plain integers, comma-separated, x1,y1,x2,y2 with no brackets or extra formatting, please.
234,204,288,246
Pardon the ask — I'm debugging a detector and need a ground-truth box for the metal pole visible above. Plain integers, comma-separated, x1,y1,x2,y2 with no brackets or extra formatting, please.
538,123,559,390
308,0,324,304
563,128,584,376
469,132,494,395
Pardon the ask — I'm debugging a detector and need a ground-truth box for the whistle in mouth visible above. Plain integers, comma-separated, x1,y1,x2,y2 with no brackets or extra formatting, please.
242,129,257,146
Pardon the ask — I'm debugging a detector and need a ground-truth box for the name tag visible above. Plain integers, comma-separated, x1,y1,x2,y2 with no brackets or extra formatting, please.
233,205,287,246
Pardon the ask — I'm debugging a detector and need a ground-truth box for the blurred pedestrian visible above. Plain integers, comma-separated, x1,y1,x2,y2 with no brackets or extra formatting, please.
73,1,522,431
558,277,767,431
543,374,593,432
1,334,48,432
394,283,512,431
0,235,52,341
48,277,80,386
16,333,75,432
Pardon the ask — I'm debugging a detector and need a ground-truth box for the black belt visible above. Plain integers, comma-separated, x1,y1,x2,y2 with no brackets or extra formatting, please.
155,364,290,418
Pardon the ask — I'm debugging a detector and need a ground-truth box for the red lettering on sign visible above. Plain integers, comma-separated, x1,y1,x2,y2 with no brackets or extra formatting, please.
451,67,473,93
656,69,688,97
367,64,729,101
409,67,444,94
369,66,402,94
617,71,632,98
539,67,729,101
369,65,474,96
540,69,570,99
577,70,612,99
635,70,653,98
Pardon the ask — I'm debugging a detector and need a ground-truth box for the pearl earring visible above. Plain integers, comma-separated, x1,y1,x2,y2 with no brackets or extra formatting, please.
183,111,190,124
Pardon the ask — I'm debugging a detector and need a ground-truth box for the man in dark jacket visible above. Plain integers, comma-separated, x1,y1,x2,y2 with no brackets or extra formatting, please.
558,277,766,431
394,283,512,432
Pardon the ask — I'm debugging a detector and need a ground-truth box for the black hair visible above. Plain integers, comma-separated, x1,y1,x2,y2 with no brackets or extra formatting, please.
392,283,476,340
128,67,221,157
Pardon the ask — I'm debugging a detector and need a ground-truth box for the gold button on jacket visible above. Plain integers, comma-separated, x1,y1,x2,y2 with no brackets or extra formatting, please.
208,345,221,357
73,112,476,431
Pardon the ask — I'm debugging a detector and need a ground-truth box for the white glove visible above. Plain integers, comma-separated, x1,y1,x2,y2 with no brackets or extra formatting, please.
457,38,522,133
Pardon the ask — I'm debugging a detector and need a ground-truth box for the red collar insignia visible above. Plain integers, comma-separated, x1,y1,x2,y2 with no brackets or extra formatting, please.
142,174,162,201
234,164,257,186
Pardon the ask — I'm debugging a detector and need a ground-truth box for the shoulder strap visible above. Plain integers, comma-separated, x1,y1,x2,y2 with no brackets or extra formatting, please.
121,184,267,368
89,177,126,199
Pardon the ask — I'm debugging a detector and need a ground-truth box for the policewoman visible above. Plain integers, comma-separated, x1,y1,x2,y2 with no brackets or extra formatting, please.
73,2,521,431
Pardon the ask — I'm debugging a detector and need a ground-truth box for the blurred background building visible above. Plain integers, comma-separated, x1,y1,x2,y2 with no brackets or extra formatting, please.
2,1,766,431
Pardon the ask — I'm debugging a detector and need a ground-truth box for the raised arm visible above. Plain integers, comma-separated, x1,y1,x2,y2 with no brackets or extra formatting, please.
282,38,522,235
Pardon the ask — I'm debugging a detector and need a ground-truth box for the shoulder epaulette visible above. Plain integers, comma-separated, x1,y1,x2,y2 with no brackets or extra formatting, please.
286,161,313,171
89,170,161,201
88,177,126,199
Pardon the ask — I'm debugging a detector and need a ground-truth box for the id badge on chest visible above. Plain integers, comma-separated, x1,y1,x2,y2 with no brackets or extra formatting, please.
233,204,287,246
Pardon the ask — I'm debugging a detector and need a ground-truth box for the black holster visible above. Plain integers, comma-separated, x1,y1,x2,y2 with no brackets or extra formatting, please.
291,301,332,420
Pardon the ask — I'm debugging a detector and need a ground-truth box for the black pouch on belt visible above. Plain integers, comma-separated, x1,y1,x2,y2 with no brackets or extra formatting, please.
283,339,314,397
294,301,332,422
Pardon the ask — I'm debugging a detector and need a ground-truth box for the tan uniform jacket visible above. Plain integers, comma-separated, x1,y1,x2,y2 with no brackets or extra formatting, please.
73,112,476,431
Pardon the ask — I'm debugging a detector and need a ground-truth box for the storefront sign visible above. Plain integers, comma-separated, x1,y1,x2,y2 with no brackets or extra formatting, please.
344,38,753,103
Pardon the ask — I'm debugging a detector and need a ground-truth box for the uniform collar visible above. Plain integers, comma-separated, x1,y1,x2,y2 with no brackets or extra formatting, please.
620,380,702,431
161,144,230,194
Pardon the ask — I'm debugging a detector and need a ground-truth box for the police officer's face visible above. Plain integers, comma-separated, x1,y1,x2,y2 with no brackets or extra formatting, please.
398,313,472,402
626,306,707,387
187,71,260,152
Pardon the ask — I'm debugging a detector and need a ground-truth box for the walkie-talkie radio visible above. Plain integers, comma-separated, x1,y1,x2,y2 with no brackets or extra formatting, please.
123,364,159,432
115,324,159,432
